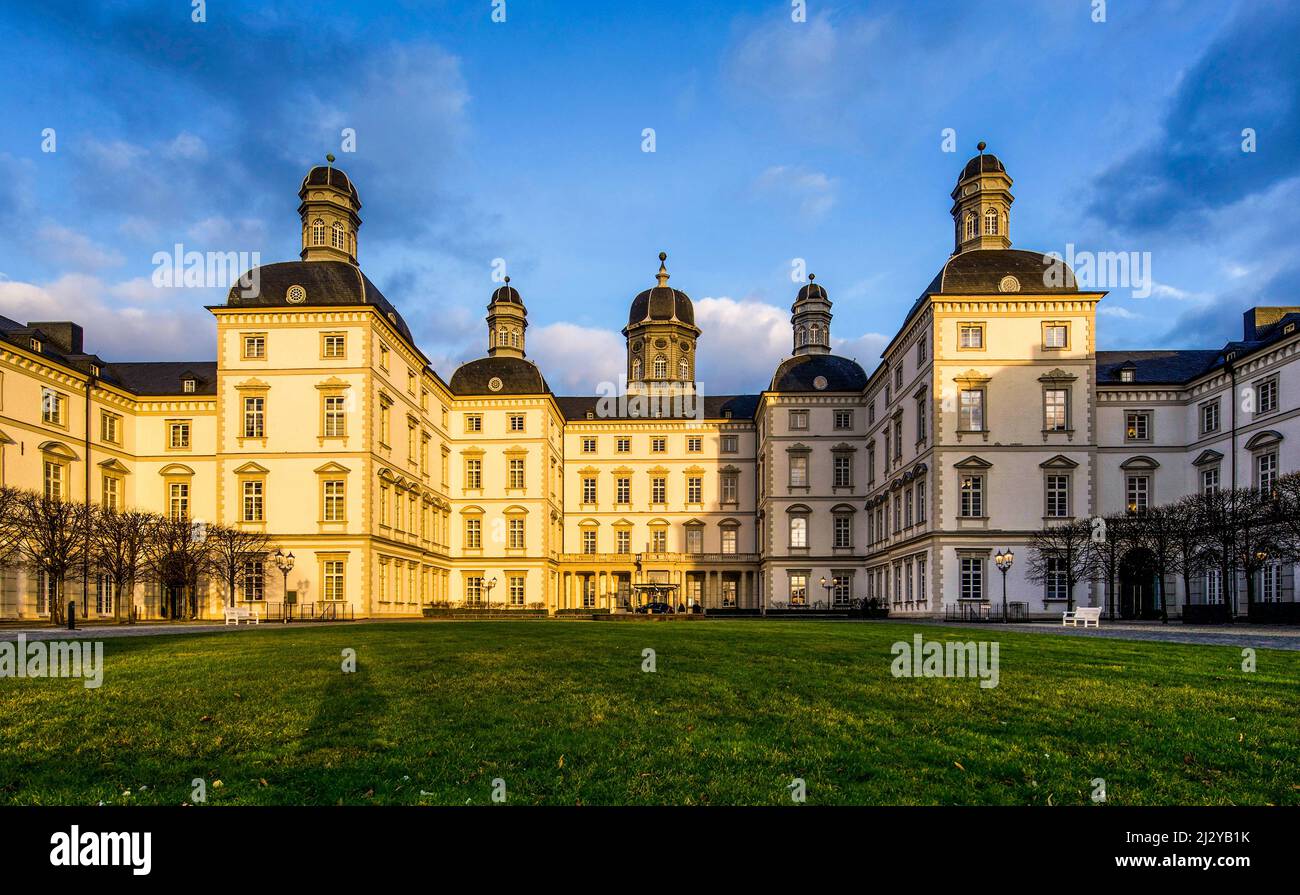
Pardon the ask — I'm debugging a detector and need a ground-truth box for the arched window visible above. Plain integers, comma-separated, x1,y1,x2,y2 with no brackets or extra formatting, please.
331,221,346,249
498,326,508,346
965,212,978,240
312,219,325,245
653,356,667,379
678,359,689,380
510,329,520,348
984,207,999,235
810,323,821,345
796,326,806,347
632,358,642,380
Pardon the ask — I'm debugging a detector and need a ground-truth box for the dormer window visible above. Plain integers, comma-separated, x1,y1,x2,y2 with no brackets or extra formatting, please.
90,364,100,377
30,338,40,353
1120,368,1134,383
182,378,196,393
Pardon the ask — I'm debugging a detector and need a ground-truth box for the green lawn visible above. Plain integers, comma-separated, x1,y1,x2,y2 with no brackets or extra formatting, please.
1,620,1296,805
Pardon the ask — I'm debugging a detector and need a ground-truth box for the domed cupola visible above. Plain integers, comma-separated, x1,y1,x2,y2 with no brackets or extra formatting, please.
623,252,700,393
791,274,832,356
487,276,528,358
951,142,1013,254
299,155,362,264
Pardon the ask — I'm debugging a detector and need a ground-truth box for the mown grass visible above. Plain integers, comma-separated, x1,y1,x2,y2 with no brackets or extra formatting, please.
0,620,1296,805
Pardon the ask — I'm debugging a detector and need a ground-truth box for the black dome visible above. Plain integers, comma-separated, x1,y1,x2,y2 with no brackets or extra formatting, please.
629,286,694,326
490,284,523,306
300,165,359,202
794,281,829,305
449,356,549,396
225,260,412,343
770,354,868,393
959,154,1006,181
926,249,1078,295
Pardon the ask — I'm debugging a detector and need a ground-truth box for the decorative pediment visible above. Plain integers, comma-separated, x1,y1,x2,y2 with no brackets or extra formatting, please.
1119,455,1160,470
1244,430,1284,451
612,518,634,528
1191,449,1224,467
1039,454,1079,469
233,461,270,475
785,504,812,515
953,370,990,387
912,461,929,476
504,505,529,515
98,458,131,474
831,442,856,453
786,442,811,453
460,505,485,515
578,517,599,528
0,428,15,446
314,461,351,474
314,376,352,390
578,465,599,476
683,518,705,528
683,465,705,476
37,440,78,460
719,464,741,475
830,503,857,514
234,377,270,391
954,455,993,469
1038,368,1078,383
158,463,194,477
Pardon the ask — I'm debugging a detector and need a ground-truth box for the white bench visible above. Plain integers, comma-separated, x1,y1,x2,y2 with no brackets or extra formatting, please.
224,605,260,626
1062,606,1102,628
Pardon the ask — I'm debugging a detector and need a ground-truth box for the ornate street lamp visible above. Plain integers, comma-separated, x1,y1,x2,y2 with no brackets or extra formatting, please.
483,576,497,611
819,575,833,610
274,549,295,622
994,549,1014,621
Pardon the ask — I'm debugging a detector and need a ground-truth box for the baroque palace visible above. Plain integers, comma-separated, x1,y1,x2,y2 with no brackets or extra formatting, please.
0,151,1295,620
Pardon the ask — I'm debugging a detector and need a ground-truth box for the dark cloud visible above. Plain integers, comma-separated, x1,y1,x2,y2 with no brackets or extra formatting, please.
1088,1,1300,234
1160,259,1300,346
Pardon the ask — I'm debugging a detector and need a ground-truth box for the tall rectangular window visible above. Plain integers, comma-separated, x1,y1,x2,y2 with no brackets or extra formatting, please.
687,476,702,503
959,474,984,518
616,477,631,504
323,395,346,437
43,461,63,500
1044,389,1068,431
1046,556,1068,600
465,458,482,490
1257,452,1279,492
789,574,807,606
509,518,525,549
959,389,985,431
1046,474,1070,518
323,480,345,521
1125,411,1150,442
100,411,120,444
1200,466,1220,494
1200,400,1220,434
465,518,482,549
41,389,64,425
102,475,120,511
1126,475,1150,514
509,575,525,607
242,560,265,602
789,516,807,548
582,476,597,504
834,514,852,549
168,482,189,521
789,455,808,487
243,396,265,438
651,477,666,504
242,480,264,522
833,454,852,488
616,529,631,554
169,420,191,449
324,560,344,601
509,457,525,489
721,528,737,555
960,557,984,600
1256,376,1278,414
720,473,738,504
685,527,703,554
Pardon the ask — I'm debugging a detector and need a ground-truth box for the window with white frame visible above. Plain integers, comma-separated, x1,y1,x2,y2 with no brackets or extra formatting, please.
1200,400,1220,434
1256,451,1278,493
789,515,807,548
1044,388,1069,431
833,454,852,488
789,455,808,488
789,573,807,606
833,513,852,549
1045,555,1068,601
960,557,984,601
1126,475,1150,514
1200,466,1220,494
959,474,984,517
959,388,985,431
1256,376,1278,414
1125,411,1150,442
1046,474,1070,518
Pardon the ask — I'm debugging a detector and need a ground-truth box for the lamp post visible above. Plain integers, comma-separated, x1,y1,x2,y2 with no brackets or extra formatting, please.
273,549,295,622
483,576,497,611
819,575,833,610
994,549,1014,621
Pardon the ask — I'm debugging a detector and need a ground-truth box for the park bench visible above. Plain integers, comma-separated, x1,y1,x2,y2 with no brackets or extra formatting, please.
224,605,260,626
1062,606,1101,628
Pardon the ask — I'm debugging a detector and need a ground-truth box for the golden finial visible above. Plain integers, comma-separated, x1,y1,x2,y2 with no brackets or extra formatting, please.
656,251,670,287
977,141,986,154
503,275,511,285
326,152,336,166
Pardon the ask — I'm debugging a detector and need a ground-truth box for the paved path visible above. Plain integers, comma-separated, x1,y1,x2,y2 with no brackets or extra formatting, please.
911,619,1300,651
3,616,1299,650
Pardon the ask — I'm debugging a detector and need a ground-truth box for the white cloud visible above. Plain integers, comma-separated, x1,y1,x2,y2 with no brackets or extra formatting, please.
1099,305,1140,320
0,274,216,359
33,224,125,271
527,322,626,393
752,165,838,220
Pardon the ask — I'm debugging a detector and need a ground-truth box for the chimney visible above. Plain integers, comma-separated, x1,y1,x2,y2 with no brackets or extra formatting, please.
1242,307,1300,341
27,321,84,355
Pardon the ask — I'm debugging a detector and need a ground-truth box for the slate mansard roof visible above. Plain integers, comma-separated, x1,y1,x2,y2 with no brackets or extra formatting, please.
1097,310,1300,386
769,354,870,393
225,260,414,345
0,316,215,396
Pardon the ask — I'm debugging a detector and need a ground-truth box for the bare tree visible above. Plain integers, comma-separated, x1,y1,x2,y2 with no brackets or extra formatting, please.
1025,519,1092,613
1087,511,1133,620
92,508,159,624
17,490,90,626
1127,504,1185,624
1168,493,1211,618
1232,485,1285,612
1195,486,1239,620
145,516,215,620
0,485,26,571
207,523,274,608
1268,472,1300,562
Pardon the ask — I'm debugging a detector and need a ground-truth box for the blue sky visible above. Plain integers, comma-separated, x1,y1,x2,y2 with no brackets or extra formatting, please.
1,0,1297,394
